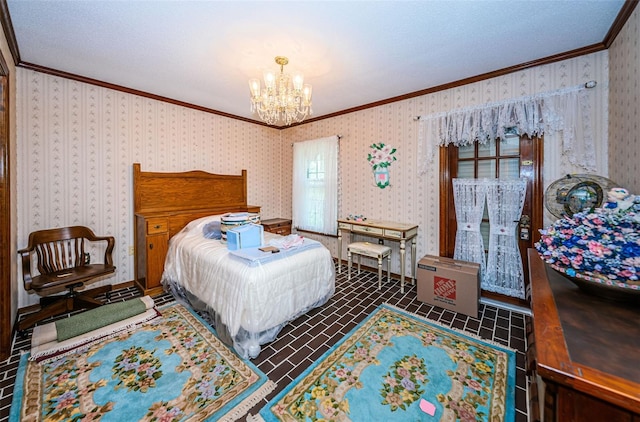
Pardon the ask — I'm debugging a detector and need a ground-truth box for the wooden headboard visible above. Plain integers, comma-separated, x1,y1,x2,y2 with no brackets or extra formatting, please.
133,162,248,216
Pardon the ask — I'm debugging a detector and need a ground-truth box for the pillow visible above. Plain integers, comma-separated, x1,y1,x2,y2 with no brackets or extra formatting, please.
203,220,222,240
181,214,225,234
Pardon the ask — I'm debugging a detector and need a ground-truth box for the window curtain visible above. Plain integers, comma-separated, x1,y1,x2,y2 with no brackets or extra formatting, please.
452,179,487,279
293,135,339,235
484,178,527,299
417,83,596,173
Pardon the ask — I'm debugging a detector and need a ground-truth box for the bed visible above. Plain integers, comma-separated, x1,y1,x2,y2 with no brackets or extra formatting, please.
132,163,335,359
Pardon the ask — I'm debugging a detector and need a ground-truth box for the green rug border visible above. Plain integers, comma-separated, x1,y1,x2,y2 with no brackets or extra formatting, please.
10,301,276,422
258,302,517,421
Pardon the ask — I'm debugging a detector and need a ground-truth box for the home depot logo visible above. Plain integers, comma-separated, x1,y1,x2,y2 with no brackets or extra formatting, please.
433,276,456,301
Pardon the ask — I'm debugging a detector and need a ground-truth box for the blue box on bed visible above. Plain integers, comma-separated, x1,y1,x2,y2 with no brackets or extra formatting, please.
227,223,264,250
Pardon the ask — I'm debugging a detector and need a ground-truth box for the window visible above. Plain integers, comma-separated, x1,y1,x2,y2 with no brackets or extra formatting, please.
440,134,544,301
293,136,338,235
456,134,522,252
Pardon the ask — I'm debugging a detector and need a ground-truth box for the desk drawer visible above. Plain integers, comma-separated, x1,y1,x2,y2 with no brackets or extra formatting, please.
352,225,383,235
271,227,291,235
384,229,403,239
266,225,291,236
338,222,352,231
146,218,168,235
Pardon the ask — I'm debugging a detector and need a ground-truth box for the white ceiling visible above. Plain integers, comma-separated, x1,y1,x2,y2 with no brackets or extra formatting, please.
6,0,626,126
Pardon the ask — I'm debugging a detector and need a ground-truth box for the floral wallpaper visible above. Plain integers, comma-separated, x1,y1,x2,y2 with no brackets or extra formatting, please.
608,5,640,194
16,49,613,308
16,70,281,307
282,51,609,275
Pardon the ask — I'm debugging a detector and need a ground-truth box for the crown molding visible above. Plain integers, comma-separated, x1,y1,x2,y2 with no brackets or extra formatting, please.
0,0,20,65
13,0,639,130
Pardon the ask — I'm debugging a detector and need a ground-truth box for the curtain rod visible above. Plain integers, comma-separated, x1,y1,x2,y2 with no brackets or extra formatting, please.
413,80,598,121
291,134,342,146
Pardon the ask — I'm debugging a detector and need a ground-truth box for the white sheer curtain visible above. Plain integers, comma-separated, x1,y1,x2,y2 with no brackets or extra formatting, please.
452,179,487,279
292,135,339,235
417,83,596,173
484,178,527,299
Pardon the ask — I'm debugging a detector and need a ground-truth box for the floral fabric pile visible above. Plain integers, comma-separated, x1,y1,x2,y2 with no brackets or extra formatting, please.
535,195,640,285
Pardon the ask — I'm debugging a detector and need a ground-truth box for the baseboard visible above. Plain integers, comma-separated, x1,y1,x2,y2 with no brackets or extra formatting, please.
480,297,532,316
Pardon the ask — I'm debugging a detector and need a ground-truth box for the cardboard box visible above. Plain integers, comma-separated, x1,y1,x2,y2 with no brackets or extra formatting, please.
416,255,480,318
227,223,264,250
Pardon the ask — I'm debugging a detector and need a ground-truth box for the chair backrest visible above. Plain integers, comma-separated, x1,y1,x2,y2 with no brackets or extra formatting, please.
34,236,87,274
19,226,115,291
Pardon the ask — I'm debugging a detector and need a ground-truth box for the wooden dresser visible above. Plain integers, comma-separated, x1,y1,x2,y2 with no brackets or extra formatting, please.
261,218,292,236
527,249,640,421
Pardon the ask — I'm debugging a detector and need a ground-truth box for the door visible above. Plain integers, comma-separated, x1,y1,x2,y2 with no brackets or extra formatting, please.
0,59,10,360
439,135,543,303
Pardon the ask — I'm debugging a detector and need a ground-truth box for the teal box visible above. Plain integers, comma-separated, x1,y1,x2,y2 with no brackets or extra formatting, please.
227,223,264,250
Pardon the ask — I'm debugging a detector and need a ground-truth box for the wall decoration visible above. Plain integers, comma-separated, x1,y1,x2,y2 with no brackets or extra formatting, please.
367,143,397,189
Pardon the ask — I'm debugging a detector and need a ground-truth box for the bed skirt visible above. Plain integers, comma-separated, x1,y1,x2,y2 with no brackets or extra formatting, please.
164,279,333,359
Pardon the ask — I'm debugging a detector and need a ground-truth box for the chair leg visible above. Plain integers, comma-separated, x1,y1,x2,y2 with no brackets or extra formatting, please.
347,249,352,280
394,251,404,293
74,294,104,311
377,256,383,290
81,284,112,300
357,255,361,275
17,297,72,332
17,285,109,333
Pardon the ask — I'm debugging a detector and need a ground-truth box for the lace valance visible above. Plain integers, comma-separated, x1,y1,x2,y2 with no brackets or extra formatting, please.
417,83,596,173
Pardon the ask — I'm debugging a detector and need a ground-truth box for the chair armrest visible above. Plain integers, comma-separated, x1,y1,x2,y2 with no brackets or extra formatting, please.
18,249,34,290
72,228,115,267
99,236,115,266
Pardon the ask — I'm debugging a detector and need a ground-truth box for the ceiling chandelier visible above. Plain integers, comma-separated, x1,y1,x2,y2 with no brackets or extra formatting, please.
248,56,312,126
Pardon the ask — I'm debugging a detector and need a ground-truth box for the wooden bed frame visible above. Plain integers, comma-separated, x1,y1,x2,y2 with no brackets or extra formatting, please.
132,163,259,295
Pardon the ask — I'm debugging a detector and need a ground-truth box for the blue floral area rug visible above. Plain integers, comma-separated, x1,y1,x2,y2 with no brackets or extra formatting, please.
256,304,515,421
10,302,276,422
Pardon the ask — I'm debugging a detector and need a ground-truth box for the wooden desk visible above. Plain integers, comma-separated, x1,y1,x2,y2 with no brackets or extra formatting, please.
527,249,640,421
337,219,418,288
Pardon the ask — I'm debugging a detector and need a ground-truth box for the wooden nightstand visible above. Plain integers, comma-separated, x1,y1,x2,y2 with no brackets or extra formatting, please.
135,214,170,296
262,218,292,236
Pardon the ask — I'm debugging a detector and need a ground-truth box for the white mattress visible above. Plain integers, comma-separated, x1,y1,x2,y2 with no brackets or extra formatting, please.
161,215,335,357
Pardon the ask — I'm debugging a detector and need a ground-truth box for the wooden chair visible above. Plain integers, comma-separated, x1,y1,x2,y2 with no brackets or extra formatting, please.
17,226,116,332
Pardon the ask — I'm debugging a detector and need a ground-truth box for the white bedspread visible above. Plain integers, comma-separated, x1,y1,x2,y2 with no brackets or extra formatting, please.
161,215,335,357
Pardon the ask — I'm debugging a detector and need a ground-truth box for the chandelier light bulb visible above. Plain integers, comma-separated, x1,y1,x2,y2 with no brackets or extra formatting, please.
248,78,261,99
302,84,312,105
263,70,276,91
292,72,304,91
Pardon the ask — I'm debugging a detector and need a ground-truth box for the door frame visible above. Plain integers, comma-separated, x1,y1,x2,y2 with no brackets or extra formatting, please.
438,136,544,302
0,51,10,360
